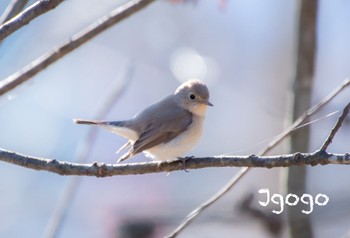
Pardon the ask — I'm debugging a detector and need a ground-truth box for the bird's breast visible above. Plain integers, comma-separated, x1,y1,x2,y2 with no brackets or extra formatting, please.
145,115,204,161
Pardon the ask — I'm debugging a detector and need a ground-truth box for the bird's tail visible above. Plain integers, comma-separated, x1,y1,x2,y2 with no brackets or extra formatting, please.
74,119,137,141
73,119,125,126
73,119,103,125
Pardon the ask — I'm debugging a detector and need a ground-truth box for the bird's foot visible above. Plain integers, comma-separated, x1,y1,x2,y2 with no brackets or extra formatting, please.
177,156,194,172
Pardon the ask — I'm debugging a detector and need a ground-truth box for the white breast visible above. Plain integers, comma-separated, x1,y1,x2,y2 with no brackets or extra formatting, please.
144,115,204,161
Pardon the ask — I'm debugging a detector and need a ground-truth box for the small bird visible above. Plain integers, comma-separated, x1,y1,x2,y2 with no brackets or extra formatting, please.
74,79,213,163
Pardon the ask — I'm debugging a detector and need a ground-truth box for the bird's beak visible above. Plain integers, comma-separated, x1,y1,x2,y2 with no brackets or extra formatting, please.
204,100,213,107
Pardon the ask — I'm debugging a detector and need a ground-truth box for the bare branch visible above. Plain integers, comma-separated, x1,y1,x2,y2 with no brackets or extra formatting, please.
0,0,64,41
262,78,350,155
0,149,350,177
0,0,155,96
320,102,350,151
0,0,29,25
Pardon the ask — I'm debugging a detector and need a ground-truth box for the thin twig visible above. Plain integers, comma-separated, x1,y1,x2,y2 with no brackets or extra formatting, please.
320,102,350,151
42,63,134,238
164,167,249,238
165,79,350,237
262,78,350,155
0,0,28,25
0,0,64,42
0,0,155,96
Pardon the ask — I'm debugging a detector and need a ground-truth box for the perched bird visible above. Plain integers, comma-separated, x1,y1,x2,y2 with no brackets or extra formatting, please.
74,79,213,163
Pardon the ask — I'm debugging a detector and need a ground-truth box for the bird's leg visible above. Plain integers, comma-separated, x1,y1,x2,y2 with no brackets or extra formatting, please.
177,156,193,172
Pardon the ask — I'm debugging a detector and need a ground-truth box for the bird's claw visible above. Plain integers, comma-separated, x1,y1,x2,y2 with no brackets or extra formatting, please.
178,156,193,172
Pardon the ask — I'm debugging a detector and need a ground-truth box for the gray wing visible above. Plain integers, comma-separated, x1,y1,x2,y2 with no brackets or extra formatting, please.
126,107,192,159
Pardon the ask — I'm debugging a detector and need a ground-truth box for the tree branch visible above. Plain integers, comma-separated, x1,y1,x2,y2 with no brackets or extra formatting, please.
320,102,350,151
0,0,155,96
0,0,64,42
0,0,29,25
0,149,350,177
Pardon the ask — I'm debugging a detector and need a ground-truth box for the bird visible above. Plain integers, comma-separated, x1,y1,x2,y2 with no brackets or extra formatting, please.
74,79,213,163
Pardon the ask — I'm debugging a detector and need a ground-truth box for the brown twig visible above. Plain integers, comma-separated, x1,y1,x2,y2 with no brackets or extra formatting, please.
0,0,155,96
0,0,29,25
0,0,64,42
262,78,350,155
320,102,350,151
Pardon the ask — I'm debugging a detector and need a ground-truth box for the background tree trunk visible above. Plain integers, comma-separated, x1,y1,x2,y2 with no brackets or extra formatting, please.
286,0,318,237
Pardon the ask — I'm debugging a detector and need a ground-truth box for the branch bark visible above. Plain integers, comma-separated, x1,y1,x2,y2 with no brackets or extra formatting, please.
0,149,349,177
0,0,155,96
287,1,318,237
320,102,350,151
0,0,29,25
0,0,64,42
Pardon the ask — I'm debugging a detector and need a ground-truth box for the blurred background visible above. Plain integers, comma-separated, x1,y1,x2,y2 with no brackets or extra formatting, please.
0,0,350,237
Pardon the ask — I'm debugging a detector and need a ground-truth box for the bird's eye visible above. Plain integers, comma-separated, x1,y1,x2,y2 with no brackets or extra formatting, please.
189,93,196,100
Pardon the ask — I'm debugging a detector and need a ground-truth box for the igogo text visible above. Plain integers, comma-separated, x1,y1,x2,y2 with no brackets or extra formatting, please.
258,188,329,214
